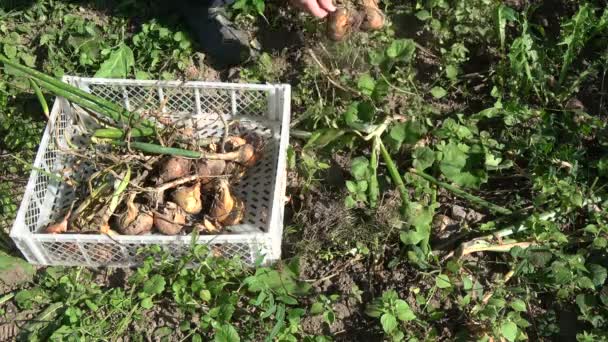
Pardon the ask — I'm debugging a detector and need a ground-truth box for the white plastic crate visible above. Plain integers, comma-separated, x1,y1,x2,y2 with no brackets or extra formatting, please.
10,76,290,267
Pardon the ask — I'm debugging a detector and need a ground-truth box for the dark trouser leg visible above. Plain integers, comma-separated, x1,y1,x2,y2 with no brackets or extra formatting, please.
200,0,236,7
177,0,249,68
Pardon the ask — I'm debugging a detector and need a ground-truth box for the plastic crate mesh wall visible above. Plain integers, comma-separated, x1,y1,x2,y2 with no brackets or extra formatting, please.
11,79,288,267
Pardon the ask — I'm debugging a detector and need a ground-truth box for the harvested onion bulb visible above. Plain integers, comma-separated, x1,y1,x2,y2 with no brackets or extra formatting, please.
154,202,186,235
172,182,203,214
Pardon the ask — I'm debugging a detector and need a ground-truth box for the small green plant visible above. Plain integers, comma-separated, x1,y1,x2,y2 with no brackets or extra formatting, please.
131,21,194,78
310,294,340,326
365,290,416,341
345,156,373,208
10,244,325,341
232,0,267,18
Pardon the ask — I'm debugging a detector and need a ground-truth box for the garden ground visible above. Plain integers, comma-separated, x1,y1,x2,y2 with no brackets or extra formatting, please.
1,0,608,341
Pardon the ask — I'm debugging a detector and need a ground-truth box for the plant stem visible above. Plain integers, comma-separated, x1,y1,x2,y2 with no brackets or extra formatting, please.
110,141,247,162
11,154,67,184
379,140,409,214
290,129,312,139
1,57,122,113
408,168,513,215
0,292,14,306
369,136,380,208
93,127,155,139
112,141,201,158
29,78,49,119
0,56,154,128
20,75,126,124
21,302,64,338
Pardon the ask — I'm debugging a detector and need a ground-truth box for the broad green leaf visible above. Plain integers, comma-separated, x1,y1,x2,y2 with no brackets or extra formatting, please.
364,303,383,318
357,101,376,122
395,300,415,321
413,147,435,171
380,313,398,333
415,10,431,21
357,74,376,96
576,293,596,314
392,330,405,341
245,268,311,296
594,237,608,248
310,302,324,315
345,195,357,208
173,31,186,42
389,123,407,147
372,79,390,102
500,321,518,342
437,118,475,140
344,101,376,130
140,297,153,309
439,142,487,188
351,157,370,181
430,86,447,99
401,201,437,253
94,43,135,78
577,276,596,290
527,250,553,267
254,0,265,15
400,230,426,246
446,65,458,80
277,295,298,305
598,7,608,32
14,288,47,309
346,180,358,193
386,39,416,62
304,128,345,149
154,327,172,338
19,53,36,67
589,264,607,287
601,288,608,307
551,263,573,284
3,44,17,59
389,120,427,149
510,299,527,312
485,152,503,168
369,49,386,66
0,251,35,285
344,102,360,129
436,274,451,289
383,292,398,302
357,180,368,192
323,310,335,324
215,324,240,342
200,289,211,301
135,70,151,80
462,276,473,291
143,275,166,295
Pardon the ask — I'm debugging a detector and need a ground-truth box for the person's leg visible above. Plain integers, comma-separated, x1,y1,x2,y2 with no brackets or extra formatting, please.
177,0,250,69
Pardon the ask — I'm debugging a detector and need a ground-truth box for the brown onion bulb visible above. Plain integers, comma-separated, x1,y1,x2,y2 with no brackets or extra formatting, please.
209,179,235,223
196,159,226,184
222,197,245,226
172,182,203,214
154,202,186,235
158,157,192,183
361,0,385,31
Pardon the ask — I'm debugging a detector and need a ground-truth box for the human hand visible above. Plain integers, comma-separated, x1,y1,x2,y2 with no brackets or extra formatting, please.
291,0,337,18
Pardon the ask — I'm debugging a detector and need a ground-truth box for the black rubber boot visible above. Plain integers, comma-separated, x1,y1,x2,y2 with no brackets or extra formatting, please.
177,0,250,68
